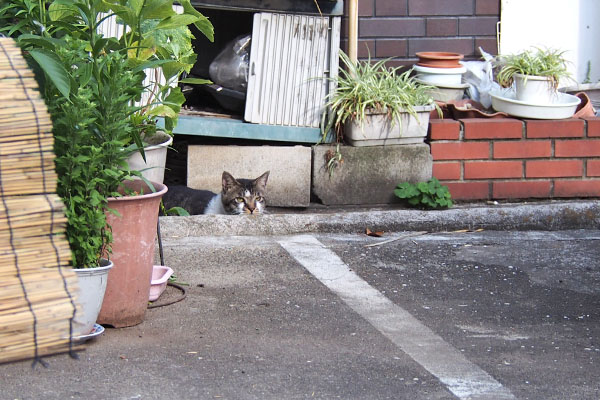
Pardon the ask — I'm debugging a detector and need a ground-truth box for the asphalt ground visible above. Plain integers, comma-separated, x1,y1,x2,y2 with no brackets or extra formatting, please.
1,201,599,400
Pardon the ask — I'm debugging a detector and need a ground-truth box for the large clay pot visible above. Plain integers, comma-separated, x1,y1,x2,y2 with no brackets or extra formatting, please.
97,180,167,328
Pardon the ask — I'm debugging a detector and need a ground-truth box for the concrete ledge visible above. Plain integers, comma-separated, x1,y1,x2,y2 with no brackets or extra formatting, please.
159,200,600,237
312,144,433,205
187,145,312,207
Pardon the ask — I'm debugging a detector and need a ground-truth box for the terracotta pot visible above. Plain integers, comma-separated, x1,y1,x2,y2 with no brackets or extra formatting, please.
97,180,168,328
415,52,464,68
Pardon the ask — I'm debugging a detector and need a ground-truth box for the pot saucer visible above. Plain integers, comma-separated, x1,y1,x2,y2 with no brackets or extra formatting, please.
72,323,105,343
490,88,580,119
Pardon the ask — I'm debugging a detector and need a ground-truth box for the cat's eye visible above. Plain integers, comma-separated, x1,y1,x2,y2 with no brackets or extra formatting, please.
235,197,244,203
255,196,263,202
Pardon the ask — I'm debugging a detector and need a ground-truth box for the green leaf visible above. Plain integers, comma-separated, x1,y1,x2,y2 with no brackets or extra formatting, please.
141,0,176,19
180,77,212,85
28,49,71,99
154,14,198,31
166,206,190,216
48,0,78,21
178,0,214,41
145,104,178,118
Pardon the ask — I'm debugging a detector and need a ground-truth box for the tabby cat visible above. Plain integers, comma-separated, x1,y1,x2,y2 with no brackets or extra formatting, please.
163,171,270,215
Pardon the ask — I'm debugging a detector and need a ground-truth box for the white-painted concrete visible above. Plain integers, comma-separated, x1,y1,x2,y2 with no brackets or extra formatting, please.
500,0,600,84
278,235,516,400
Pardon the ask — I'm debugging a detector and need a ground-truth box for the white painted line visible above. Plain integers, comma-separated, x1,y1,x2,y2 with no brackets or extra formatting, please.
278,235,516,400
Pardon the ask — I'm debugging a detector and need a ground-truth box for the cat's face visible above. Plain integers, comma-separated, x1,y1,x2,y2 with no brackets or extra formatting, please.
221,171,269,215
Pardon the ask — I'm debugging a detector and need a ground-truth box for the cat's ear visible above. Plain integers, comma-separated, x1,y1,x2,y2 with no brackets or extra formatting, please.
222,171,238,192
254,171,270,191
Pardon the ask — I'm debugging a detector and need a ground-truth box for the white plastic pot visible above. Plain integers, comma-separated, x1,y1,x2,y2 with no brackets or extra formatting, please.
513,73,558,104
73,259,113,336
126,131,173,184
413,64,466,86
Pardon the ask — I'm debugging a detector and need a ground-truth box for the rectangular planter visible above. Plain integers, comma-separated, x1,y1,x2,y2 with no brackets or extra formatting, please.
344,104,435,146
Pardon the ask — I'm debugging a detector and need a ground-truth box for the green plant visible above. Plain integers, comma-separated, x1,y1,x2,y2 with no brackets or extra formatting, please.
325,144,343,178
3,0,214,268
394,178,453,209
321,50,439,142
102,0,213,135
495,47,571,89
49,37,144,268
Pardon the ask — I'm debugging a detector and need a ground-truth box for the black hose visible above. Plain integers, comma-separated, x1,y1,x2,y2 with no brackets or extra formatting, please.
148,282,187,309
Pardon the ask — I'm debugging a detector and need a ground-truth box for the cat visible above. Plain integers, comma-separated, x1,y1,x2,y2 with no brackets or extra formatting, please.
163,171,270,215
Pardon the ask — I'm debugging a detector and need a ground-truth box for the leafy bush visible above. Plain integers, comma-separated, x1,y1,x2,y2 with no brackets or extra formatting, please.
394,178,453,209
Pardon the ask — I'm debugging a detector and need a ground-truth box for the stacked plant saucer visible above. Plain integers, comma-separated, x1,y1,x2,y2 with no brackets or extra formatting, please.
414,52,469,102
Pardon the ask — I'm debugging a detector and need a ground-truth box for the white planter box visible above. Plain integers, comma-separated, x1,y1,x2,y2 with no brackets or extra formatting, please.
344,104,435,146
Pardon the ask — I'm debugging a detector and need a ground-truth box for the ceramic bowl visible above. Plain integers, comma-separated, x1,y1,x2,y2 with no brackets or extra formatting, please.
413,64,466,86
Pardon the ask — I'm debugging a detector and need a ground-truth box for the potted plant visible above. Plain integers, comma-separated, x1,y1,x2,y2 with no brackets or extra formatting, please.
495,47,571,104
4,0,211,329
39,37,142,335
322,51,440,147
99,0,213,183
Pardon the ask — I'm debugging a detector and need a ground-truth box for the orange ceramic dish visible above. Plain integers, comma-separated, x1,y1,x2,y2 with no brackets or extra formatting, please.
415,52,464,68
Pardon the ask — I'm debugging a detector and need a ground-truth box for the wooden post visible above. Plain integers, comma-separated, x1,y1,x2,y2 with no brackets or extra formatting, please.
348,0,358,62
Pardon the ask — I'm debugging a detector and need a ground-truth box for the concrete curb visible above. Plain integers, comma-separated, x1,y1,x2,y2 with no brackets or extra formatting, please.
159,200,600,237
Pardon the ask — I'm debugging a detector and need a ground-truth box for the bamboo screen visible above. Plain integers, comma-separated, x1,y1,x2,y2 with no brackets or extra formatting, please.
0,38,81,365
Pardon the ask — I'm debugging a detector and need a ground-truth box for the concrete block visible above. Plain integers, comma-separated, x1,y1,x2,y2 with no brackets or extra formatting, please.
312,144,433,205
187,145,312,207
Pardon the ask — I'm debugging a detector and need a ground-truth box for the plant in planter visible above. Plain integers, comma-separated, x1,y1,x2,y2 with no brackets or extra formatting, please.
99,0,213,181
322,51,440,147
495,47,571,103
4,0,212,329
38,36,145,335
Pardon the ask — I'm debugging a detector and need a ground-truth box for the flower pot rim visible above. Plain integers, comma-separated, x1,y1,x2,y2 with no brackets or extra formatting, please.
513,73,554,81
362,103,436,115
415,51,464,60
108,180,168,202
140,131,173,151
73,258,114,272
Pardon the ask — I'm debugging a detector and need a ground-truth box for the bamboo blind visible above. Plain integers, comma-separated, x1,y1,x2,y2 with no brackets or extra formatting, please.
0,38,81,365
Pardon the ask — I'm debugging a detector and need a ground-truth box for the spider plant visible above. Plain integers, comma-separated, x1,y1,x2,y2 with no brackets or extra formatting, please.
495,47,571,89
321,51,438,142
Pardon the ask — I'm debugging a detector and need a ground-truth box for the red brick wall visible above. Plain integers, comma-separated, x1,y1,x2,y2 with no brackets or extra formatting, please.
429,117,600,201
341,0,499,66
